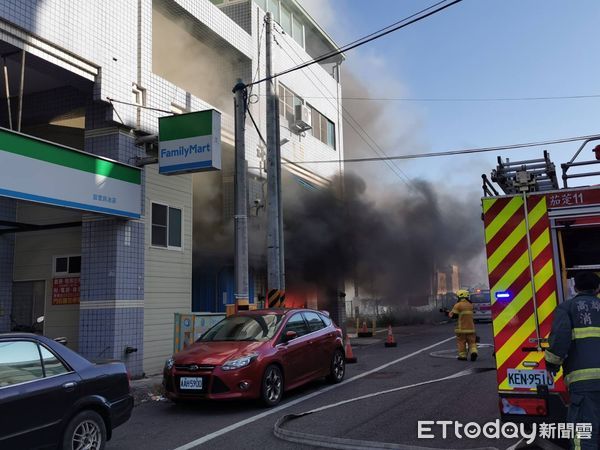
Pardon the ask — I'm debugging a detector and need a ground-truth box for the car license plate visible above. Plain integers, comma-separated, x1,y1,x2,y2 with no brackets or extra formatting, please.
507,369,554,389
180,377,203,390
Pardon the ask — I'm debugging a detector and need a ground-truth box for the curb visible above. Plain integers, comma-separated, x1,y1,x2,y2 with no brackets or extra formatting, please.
130,375,166,405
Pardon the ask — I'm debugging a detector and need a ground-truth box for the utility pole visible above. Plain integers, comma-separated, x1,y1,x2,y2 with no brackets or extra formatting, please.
265,12,285,307
232,79,250,315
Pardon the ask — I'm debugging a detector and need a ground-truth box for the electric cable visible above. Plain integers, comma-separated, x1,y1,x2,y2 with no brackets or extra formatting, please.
247,104,267,148
106,97,173,114
247,0,463,88
280,133,600,165
262,93,600,103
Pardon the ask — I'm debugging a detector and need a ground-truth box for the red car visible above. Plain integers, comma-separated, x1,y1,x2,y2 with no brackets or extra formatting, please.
163,309,345,406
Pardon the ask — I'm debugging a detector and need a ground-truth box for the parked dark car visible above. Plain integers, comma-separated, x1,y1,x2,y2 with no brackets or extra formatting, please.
0,333,133,450
163,308,345,406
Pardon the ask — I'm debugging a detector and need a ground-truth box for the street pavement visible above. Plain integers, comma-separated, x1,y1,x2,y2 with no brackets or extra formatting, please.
108,321,533,450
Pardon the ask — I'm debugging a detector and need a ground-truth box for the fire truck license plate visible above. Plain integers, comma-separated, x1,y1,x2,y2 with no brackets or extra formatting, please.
180,377,203,390
507,369,554,389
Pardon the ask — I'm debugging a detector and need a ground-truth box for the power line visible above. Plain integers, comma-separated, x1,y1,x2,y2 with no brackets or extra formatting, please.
274,29,413,187
247,0,463,88
106,97,173,114
279,94,600,103
281,133,600,165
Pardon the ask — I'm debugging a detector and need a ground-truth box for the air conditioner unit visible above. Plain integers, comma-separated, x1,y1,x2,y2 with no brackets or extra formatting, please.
293,104,312,132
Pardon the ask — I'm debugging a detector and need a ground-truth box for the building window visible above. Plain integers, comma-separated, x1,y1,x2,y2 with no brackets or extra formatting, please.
152,203,182,249
309,105,336,149
267,0,280,22
292,15,304,47
255,0,266,9
54,255,81,276
280,5,292,34
278,84,303,124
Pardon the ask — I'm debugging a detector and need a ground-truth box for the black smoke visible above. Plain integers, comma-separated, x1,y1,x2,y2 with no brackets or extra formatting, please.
282,172,484,305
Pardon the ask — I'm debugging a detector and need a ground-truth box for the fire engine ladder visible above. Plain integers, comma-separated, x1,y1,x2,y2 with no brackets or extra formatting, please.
483,150,559,196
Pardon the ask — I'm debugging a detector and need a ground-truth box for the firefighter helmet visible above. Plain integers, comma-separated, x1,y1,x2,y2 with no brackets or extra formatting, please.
456,289,470,300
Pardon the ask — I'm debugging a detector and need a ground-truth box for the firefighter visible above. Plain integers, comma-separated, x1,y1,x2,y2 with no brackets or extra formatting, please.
545,272,600,450
448,289,478,361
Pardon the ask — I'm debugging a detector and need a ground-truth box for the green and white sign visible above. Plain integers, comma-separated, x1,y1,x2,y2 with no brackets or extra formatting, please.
0,128,141,218
159,109,221,175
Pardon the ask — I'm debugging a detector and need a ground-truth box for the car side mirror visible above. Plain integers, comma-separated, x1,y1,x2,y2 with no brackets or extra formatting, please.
283,330,297,343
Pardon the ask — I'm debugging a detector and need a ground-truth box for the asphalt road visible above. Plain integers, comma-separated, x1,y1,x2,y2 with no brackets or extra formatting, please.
108,321,528,450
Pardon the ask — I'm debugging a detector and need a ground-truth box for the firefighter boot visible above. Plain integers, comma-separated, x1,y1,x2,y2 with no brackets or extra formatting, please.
467,333,478,361
470,347,478,361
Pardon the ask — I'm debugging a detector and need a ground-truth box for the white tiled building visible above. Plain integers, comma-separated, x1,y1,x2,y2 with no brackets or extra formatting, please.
0,0,344,376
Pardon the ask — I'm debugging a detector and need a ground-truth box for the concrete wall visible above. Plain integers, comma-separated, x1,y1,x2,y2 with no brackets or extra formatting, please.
143,165,193,375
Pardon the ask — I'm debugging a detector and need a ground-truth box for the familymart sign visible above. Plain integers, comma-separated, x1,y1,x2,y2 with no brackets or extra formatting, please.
0,128,141,218
158,109,221,175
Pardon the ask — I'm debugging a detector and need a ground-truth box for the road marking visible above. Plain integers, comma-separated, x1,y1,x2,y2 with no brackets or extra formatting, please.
300,367,493,415
172,336,455,450
273,367,503,450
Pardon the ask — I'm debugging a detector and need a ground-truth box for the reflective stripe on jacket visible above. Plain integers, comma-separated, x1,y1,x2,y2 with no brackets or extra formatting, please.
546,293,600,393
451,299,475,334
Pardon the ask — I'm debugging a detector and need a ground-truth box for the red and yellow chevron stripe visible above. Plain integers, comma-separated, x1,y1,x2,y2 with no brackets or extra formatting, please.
483,194,565,393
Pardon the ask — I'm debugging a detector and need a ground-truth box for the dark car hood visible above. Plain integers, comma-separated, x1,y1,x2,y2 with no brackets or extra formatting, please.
175,341,265,366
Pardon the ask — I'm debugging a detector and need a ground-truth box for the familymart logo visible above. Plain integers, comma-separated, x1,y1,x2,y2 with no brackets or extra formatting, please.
418,420,592,444
160,143,211,159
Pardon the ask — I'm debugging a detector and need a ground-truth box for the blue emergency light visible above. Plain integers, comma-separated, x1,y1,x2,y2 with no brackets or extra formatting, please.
495,291,511,300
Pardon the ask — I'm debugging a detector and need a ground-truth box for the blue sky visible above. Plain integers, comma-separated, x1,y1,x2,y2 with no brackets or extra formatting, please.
299,0,600,191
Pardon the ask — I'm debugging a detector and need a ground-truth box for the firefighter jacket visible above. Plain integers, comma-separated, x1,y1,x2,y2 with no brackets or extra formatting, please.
546,293,600,393
450,299,475,334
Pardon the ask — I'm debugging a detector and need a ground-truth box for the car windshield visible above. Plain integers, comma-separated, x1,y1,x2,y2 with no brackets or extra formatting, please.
198,314,283,342
470,293,491,304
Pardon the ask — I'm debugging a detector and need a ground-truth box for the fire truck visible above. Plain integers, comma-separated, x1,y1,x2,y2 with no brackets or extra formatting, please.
481,139,600,423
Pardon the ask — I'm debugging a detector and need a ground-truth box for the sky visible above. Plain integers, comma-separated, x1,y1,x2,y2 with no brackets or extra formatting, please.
297,0,600,192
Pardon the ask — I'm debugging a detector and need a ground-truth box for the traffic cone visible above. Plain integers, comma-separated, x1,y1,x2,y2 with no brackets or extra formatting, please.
357,320,373,337
384,325,397,347
344,335,357,363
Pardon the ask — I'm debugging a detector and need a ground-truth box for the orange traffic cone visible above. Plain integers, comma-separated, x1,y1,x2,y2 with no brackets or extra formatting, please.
344,335,357,363
384,325,397,347
357,320,373,337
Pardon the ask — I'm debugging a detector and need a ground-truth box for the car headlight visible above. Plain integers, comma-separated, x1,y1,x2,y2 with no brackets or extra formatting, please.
221,354,258,371
165,357,174,370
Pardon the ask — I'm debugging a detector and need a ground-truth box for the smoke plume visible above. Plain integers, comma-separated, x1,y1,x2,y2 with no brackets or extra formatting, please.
152,6,239,115
282,172,484,306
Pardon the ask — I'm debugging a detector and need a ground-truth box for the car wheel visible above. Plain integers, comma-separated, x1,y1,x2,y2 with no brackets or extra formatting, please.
61,410,107,450
327,349,345,384
261,365,283,407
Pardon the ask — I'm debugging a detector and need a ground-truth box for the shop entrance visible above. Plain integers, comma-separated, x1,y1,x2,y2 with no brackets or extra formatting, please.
11,280,45,332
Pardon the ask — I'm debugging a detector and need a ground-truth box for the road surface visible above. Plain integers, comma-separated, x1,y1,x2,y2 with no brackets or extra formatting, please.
107,321,551,449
